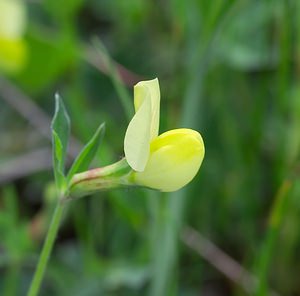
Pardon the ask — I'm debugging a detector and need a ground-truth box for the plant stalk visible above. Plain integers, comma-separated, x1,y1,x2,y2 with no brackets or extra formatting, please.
27,201,66,296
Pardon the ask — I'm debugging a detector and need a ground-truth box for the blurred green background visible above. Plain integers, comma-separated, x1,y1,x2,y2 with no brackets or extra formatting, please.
1,0,300,295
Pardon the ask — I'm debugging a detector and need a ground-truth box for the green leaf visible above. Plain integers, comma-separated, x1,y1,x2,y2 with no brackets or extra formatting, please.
67,123,106,183
52,131,66,190
51,94,70,191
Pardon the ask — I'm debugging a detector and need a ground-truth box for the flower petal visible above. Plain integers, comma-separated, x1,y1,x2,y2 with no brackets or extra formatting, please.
134,78,160,140
124,89,152,172
133,128,205,191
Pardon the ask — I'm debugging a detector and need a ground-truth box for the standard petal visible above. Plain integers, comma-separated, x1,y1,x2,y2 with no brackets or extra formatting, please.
134,78,160,140
124,91,152,172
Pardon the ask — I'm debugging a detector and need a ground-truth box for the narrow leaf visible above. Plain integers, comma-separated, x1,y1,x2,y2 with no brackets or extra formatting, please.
52,131,66,190
67,122,105,182
51,93,70,190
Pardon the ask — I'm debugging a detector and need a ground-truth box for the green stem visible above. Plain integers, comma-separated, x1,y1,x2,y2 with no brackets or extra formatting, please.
27,202,66,296
92,38,134,121
255,179,292,296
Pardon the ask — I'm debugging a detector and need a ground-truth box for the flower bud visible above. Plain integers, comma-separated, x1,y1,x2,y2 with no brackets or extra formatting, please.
132,128,204,192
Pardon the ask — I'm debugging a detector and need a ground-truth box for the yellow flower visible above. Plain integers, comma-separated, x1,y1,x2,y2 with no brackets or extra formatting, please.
0,0,27,73
68,78,204,199
124,78,205,192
